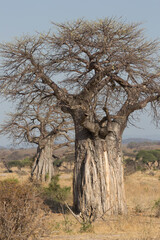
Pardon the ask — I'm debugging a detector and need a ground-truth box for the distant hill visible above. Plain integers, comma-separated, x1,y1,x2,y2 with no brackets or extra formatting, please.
0,146,6,149
0,148,36,162
122,138,160,145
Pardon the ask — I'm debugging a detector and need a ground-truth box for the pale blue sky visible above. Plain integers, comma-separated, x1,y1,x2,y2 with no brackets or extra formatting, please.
0,0,160,145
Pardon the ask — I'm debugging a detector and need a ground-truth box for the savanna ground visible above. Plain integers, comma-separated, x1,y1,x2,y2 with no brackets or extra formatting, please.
0,143,160,240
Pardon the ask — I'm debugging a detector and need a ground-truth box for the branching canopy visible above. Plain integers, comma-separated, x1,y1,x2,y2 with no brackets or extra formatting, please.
0,99,73,148
0,18,160,138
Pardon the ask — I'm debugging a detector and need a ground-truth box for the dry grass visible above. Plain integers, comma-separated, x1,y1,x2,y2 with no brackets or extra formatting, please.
125,170,160,215
0,154,160,239
43,170,160,240
43,214,160,240
0,165,31,182
38,170,160,240
0,179,48,240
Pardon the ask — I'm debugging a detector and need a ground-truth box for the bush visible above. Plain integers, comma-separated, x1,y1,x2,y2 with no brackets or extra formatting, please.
53,153,74,168
7,157,34,170
0,180,47,240
2,177,19,184
153,199,160,217
136,150,158,170
44,175,71,203
53,158,64,167
124,158,134,165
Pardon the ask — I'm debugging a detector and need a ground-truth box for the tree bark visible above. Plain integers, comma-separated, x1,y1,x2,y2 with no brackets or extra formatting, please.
73,120,127,219
31,139,54,182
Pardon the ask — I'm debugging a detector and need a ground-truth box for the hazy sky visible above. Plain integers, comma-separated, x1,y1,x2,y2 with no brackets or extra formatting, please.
0,0,160,145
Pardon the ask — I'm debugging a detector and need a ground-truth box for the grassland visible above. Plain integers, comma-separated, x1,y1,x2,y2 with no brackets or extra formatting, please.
0,144,160,240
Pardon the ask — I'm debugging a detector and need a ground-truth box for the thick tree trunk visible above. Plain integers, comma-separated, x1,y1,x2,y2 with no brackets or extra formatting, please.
31,140,54,182
73,121,127,218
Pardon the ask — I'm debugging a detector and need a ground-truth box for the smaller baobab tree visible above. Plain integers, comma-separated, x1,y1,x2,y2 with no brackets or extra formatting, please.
0,100,73,182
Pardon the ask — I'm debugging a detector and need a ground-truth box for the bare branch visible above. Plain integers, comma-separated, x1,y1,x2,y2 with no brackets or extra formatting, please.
0,18,160,135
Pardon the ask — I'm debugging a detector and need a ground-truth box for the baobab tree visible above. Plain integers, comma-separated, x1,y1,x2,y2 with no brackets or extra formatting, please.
0,18,160,217
0,100,73,182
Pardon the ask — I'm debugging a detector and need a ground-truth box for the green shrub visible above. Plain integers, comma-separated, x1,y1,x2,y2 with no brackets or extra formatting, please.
135,165,147,172
0,180,47,240
80,221,93,233
53,152,74,168
2,178,19,184
44,175,71,203
153,199,160,217
136,150,156,164
135,204,142,213
7,157,34,170
22,157,34,167
124,158,134,164
135,149,160,170
53,158,64,167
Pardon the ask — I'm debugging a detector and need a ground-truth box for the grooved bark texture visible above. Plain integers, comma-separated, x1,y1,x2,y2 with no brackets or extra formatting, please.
31,140,54,182
73,122,127,218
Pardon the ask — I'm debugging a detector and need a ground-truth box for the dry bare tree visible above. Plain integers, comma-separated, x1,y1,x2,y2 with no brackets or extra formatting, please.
0,100,73,182
0,18,160,217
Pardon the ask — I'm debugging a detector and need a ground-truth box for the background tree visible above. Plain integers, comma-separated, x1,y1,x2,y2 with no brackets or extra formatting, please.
0,18,160,217
136,150,157,170
152,150,160,168
136,149,160,170
0,99,73,182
